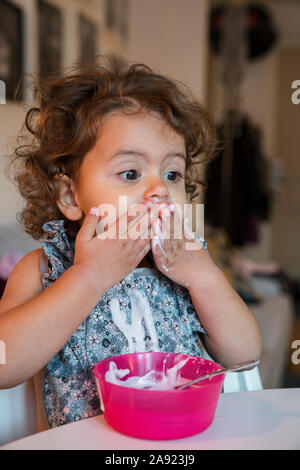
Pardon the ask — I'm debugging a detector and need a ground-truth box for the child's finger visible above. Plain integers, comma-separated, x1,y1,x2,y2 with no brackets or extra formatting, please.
97,203,150,240
151,236,169,274
115,201,150,235
134,217,153,248
160,205,171,221
133,216,152,241
152,218,168,258
127,201,151,229
76,207,100,244
127,207,151,240
159,206,171,238
136,241,151,263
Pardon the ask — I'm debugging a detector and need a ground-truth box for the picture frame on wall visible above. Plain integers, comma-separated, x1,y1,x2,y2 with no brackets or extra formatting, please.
38,0,62,79
119,0,129,41
0,0,23,101
106,0,129,41
79,14,98,65
106,0,117,30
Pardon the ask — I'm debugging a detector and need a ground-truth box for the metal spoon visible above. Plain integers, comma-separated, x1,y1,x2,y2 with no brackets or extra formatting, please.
176,359,260,391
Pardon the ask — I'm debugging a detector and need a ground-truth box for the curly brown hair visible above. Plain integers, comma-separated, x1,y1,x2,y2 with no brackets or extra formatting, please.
7,54,217,242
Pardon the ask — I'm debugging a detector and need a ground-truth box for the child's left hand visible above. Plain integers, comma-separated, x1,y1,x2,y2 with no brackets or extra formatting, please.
150,202,214,289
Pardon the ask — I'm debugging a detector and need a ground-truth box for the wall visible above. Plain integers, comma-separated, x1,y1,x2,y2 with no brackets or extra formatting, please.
0,103,27,224
272,48,300,279
124,0,209,102
207,0,300,279
0,0,210,226
0,0,120,226
123,0,210,205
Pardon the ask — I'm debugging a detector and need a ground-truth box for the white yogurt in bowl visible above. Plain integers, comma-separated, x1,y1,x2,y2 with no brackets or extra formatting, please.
105,357,192,390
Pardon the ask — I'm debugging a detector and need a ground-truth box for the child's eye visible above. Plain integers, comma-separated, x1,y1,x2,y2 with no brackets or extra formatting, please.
118,169,140,181
165,171,184,182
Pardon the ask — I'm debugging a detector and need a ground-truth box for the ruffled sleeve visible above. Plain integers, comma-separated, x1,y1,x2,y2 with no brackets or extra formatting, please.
41,220,75,287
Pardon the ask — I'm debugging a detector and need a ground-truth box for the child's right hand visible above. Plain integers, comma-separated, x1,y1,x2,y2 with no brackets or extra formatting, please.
73,202,152,294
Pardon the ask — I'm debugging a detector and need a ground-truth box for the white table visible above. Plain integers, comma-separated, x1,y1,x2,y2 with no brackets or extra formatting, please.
1,388,300,450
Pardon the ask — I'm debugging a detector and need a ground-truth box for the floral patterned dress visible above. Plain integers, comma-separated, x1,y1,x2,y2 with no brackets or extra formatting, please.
41,220,207,428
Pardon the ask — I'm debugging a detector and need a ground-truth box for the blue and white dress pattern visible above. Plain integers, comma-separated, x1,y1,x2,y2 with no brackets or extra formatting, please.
41,220,207,428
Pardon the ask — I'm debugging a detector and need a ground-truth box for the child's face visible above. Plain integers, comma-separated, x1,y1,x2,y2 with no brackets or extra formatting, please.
62,111,188,222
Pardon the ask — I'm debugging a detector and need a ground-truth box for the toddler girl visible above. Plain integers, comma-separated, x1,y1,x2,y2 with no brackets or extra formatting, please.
0,55,261,430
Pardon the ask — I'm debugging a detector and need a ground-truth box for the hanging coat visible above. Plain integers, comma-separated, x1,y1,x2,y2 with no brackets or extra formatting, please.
205,113,271,246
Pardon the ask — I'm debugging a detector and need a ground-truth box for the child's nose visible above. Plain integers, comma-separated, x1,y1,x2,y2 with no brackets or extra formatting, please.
143,180,169,203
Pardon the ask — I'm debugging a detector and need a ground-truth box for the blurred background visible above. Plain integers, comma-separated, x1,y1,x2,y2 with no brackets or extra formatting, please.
0,0,300,395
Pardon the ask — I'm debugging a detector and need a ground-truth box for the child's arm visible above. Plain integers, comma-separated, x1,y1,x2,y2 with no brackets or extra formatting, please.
0,249,107,389
188,266,262,367
0,205,152,389
150,208,262,367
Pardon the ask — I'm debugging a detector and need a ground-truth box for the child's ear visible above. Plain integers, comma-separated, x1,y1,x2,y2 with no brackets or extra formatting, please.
56,175,83,221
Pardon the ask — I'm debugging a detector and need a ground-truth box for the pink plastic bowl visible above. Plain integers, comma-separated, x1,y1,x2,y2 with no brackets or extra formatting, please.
93,352,225,440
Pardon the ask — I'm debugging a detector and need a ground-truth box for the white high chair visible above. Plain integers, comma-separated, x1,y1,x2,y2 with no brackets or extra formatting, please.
0,379,36,447
198,337,263,393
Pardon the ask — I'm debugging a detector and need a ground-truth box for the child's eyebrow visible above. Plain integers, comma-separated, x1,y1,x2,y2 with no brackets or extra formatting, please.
110,149,187,162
